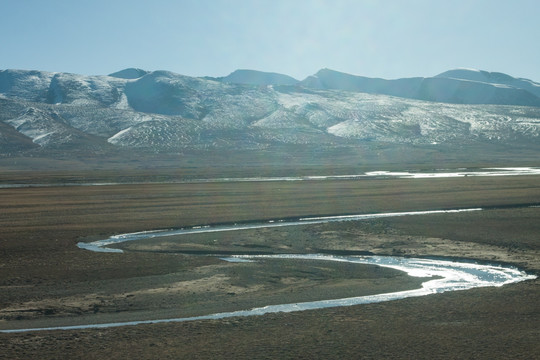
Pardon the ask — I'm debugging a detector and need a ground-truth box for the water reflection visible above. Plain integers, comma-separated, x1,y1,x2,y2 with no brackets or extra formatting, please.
1,254,534,333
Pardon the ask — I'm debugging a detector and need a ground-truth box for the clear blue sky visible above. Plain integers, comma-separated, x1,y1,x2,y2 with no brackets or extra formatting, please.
1,0,539,81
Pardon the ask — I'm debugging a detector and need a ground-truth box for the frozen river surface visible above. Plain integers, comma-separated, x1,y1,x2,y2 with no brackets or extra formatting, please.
2,167,540,188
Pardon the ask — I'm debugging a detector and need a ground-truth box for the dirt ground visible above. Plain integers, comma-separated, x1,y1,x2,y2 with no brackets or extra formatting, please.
0,173,539,359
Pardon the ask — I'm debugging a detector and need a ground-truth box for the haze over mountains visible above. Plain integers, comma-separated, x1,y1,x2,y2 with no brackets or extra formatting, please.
1,67,539,158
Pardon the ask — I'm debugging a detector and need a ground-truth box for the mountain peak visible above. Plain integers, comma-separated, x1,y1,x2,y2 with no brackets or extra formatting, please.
220,69,299,86
436,68,516,83
108,68,149,79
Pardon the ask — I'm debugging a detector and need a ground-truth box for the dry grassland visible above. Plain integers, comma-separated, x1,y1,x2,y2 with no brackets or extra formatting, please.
0,173,539,359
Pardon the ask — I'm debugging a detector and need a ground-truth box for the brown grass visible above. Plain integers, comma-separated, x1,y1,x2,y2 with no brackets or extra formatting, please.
0,173,539,359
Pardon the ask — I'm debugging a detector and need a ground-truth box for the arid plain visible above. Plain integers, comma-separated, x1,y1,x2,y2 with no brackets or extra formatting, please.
1,163,539,359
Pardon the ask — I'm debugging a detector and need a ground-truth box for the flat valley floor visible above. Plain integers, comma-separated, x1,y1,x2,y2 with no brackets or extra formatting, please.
1,171,539,359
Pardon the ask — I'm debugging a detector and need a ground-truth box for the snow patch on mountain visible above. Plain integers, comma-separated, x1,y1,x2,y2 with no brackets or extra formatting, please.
251,109,305,129
32,131,54,146
114,92,131,110
107,118,202,149
108,126,133,143
5,108,60,145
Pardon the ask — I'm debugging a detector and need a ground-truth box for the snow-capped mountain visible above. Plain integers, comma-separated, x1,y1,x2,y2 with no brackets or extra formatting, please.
1,68,539,155
219,69,299,86
435,68,540,98
301,68,540,107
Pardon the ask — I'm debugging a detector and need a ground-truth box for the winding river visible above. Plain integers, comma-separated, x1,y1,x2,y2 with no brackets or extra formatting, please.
77,208,483,253
1,207,535,333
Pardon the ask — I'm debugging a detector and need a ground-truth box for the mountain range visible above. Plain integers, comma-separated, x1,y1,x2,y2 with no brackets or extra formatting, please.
1,67,539,158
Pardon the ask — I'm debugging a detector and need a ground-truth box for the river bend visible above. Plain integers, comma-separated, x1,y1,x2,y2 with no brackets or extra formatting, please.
1,207,536,333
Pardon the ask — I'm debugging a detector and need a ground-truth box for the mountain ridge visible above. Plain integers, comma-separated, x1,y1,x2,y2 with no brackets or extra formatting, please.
1,67,539,158
298,68,540,107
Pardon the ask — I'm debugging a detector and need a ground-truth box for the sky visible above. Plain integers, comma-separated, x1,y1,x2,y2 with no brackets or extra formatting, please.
1,0,539,81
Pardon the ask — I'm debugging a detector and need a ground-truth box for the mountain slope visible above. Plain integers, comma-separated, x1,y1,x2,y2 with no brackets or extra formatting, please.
1,68,539,157
0,69,55,103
